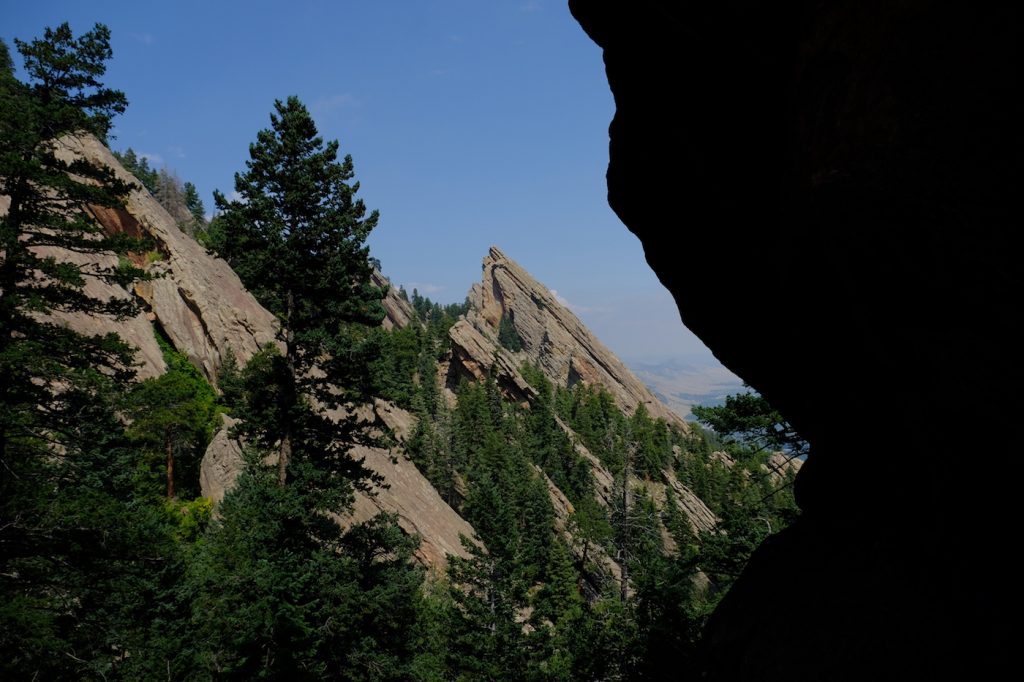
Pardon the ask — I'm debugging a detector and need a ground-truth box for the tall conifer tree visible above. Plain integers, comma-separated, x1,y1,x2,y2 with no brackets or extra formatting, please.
212,95,385,486
0,21,145,567
0,24,169,677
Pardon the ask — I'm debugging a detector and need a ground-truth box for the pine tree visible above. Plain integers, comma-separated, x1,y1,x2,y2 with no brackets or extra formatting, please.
1,23,143,404
187,467,424,679
0,22,143,550
184,98,427,675
442,538,529,680
213,95,384,486
126,341,218,498
0,24,176,677
182,180,205,224
112,147,158,194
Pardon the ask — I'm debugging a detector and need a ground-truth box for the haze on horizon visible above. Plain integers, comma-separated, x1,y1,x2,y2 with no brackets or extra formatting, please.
3,1,739,383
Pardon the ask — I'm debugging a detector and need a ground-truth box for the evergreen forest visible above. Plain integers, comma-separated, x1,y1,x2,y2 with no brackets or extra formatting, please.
1,23,801,680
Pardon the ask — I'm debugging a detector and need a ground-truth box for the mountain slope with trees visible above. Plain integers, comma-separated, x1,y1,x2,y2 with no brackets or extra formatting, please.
1,22,800,679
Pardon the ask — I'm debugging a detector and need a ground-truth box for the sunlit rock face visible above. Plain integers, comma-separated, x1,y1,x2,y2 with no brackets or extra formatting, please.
452,246,687,429
445,246,718,579
571,1,1018,678
54,135,280,383
373,270,417,331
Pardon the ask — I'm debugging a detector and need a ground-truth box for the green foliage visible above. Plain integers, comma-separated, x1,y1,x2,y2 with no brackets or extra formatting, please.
126,332,219,498
112,147,159,194
0,25,169,677
215,345,245,410
370,323,427,407
1,21,147,390
532,537,584,626
521,366,595,505
0,369,188,680
0,22,807,680
186,467,424,679
498,314,524,351
692,389,808,459
628,404,674,477
408,288,469,330
212,95,385,345
555,383,627,474
211,95,386,492
165,496,213,543
366,289,467,413
183,180,205,222
688,390,804,600
174,96,426,676
0,39,13,75
232,344,383,514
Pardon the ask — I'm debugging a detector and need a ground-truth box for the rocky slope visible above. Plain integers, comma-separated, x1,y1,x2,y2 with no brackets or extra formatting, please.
444,246,717,554
200,406,475,567
55,135,280,382
26,134,474,569
373,270,417,331
449,246,686,429
19,137,721,574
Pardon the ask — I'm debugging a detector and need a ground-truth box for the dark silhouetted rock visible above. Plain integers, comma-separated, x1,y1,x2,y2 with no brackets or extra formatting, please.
571,1,1017,678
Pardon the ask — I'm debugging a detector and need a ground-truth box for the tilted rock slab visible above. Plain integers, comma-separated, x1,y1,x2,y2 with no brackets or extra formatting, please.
55,135,280,382
461,246,687,429
0,193,167,380
198,416,247,507
661,469,718,535
373,270,417,331
447,318,537,402
346,443,476,567
201,405,476,569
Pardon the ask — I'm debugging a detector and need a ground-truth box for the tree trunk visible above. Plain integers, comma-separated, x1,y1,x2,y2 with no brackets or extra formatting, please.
165,431,175,499
619,445,634,603
577,539,590,593
278,290,297,486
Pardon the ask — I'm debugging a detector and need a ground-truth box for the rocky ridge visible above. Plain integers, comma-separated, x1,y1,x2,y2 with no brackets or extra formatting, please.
55,135,280,382
373,270,417,331
450,246,686,429
444,246,717,556
27,135,475,569
17,137,721,573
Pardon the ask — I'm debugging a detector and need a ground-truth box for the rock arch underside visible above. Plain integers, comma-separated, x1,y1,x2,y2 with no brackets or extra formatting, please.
570,1,1019,679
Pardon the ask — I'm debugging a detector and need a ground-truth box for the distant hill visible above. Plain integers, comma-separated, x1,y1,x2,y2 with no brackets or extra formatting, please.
628,358,744,419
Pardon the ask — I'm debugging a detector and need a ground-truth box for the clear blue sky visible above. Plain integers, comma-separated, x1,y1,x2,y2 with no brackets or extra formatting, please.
5,0,725,366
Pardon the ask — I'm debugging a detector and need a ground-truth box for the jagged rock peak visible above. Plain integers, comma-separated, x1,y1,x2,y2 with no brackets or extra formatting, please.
372,270,417,331
460,246,687,429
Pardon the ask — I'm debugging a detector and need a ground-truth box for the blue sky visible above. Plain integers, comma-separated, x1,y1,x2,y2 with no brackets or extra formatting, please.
5,0,728,367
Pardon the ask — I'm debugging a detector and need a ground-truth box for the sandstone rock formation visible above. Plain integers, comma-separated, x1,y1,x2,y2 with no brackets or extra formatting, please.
198,416,246,506
451,246,685,429
0,193,167,380
373,270,417,331
55,135,280,382
201,404,476,569
343,442,476,567
35,134,478,571
662,469,717,536
764,451,802,482
571,1,1017,677
447,317,537,402
444,247,725,551
20,134,727,584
